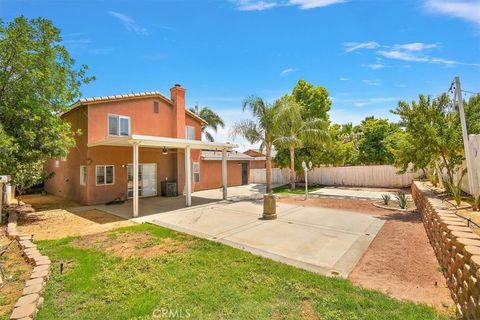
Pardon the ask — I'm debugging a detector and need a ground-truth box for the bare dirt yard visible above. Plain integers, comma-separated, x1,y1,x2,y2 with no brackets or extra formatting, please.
71,230,194,259
279,196,453,312
0,230,32,318
17,194,135,240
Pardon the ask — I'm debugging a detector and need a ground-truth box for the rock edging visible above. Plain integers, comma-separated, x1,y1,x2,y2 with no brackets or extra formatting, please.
412,181,480,319
5,209,51,320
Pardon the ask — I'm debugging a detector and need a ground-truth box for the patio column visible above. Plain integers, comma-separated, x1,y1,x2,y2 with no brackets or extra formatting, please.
185,145,192,207
133,142,139,217
222,148,227,200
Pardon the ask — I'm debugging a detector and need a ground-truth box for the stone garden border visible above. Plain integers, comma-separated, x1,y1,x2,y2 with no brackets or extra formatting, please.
5,209,51,320
412,181,480,319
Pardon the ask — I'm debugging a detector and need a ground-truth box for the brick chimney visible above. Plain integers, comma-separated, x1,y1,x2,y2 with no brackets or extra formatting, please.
170,84,186,139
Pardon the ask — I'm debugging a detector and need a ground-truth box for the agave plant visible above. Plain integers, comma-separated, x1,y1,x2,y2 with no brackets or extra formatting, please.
395,192,407,209
381,194,391,205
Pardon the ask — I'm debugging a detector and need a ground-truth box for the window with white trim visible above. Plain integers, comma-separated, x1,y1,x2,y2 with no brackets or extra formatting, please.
96,165,114,185
185,125,195,140
108,114,130,136
80,166,87,186
193,162,200,183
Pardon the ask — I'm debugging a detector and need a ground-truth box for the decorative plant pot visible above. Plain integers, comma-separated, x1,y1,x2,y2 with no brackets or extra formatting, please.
263,194,277,220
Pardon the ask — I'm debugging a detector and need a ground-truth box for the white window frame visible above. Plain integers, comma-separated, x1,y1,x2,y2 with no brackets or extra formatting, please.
95,165,115,186
185,125,196,140
108,114,131,136
80,165,87,186
193,162,200,183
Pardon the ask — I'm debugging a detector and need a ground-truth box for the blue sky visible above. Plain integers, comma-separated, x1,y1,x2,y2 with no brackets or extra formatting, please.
1,0,480,148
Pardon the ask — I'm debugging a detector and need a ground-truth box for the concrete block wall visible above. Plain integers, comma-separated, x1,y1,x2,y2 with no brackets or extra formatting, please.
412,181,480,319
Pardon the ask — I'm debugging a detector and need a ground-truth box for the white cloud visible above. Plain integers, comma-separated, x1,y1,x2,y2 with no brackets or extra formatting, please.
343,41,380,53
288,0,347,9
109,11,148,35
339,77,350,81
368,63,384,70
425,0,480,26
280,68,296,76
235,0,278,10
362,79,381,86
378,50,429,62
393,42,439,51
232,0,347,11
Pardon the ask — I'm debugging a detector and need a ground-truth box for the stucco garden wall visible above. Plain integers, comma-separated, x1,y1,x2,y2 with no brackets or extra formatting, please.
412,181,480,319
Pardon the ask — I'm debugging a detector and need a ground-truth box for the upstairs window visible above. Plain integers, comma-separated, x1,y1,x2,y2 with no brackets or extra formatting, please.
153,101,159,113
185,126,195,140
108,114,130,136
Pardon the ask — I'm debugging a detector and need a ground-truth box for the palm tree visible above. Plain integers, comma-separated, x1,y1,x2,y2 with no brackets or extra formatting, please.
189,105,225,142
274,95,329,190
230,96,276,194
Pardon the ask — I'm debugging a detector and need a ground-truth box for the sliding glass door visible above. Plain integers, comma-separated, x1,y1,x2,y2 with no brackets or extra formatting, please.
127,163,157,198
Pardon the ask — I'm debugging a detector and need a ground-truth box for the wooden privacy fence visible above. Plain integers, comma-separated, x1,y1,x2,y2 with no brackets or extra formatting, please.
249,165,423,188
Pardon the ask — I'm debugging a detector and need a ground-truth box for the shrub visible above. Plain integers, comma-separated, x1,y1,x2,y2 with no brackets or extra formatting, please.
381,194,391,205
395,192,407,209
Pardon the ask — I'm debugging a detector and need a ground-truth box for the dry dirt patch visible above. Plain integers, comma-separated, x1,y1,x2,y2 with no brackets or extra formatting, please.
0,232,32,318
71,231,190,259
16,209,135,240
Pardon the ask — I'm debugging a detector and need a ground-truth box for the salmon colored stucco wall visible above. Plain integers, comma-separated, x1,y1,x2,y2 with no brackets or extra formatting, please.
87,97,175,144
44,106,89,204
85,146,177,205
250,160,266,169
193,160,248,191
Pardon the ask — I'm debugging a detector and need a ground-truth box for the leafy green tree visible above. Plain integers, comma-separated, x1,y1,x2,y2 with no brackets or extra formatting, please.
230,96,277,194
189,105,225,142
292,80,331,121
0,16,93,197
357,118,398,165
391,94,463,182
273,95,329,190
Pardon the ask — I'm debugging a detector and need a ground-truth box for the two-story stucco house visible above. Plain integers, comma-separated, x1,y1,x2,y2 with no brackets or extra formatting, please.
44,84,251,216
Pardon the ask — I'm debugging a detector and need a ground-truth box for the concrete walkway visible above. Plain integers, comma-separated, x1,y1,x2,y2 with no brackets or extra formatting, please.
146,199,384,278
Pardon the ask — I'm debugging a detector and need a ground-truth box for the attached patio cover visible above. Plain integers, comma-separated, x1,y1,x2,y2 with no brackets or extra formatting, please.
88,134,238,217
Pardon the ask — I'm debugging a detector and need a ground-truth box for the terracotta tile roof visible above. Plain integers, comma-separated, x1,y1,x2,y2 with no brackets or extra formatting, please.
63,91,207,124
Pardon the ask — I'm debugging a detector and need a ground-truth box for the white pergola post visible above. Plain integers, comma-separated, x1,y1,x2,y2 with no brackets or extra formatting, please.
185,145,192,207
133,142,139,217
222,148,227,200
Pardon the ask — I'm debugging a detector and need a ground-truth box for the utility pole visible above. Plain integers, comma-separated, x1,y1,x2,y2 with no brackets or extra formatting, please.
454,76,477,196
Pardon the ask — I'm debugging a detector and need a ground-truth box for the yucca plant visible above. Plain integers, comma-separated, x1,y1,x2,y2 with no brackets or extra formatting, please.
444,170,466,207
395,192,407,209
381,194,391,205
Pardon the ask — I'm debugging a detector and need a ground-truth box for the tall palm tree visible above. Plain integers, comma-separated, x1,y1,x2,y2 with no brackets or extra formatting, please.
274,95,329,190
230,96,276,194
189,105,225,142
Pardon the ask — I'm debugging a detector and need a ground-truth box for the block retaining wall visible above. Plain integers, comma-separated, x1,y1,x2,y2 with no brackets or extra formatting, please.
5,207,51,320
412,181,480,319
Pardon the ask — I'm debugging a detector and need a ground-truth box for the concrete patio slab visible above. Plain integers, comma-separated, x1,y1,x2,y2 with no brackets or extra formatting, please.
149,200,384,277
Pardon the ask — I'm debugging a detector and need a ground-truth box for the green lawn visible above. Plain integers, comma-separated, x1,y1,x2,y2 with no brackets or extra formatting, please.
35,224,446,320
272,184,323,195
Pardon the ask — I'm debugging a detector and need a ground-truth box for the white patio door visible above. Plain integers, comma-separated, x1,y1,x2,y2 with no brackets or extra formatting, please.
127,163,157,198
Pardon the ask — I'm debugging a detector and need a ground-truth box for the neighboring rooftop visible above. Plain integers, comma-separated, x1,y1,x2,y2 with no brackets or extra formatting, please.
243,148,277,159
